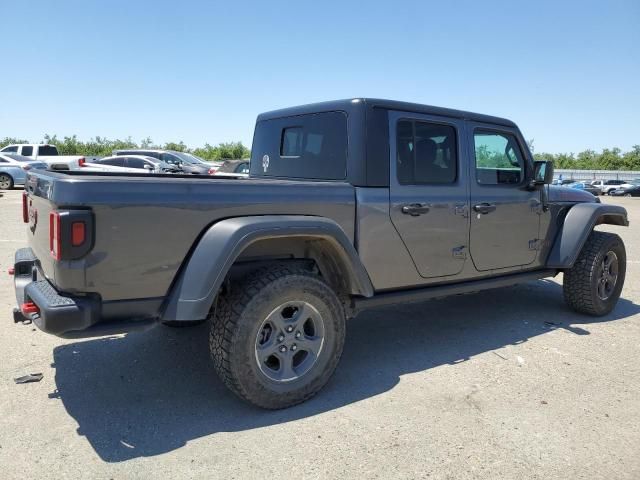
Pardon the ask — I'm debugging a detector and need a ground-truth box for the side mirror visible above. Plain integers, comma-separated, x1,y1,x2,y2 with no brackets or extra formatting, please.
533,160,554,185
143,164,154,170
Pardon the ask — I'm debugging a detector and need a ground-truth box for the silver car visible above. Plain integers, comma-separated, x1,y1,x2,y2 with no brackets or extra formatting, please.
0,153,48,189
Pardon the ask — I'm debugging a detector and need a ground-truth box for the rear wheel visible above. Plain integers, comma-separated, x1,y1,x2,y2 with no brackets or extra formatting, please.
209,264,346,409
0,174,14,190
563,231,626,316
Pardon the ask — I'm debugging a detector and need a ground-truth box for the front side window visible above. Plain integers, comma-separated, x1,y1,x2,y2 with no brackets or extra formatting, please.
160,153,180,165
396,120,457,184
127,158,150,169
474,131,524,185
21,146,33,156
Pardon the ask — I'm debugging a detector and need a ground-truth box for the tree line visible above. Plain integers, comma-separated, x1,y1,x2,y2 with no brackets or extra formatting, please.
0,135,250,161
2,135,639,170
532,145,640,171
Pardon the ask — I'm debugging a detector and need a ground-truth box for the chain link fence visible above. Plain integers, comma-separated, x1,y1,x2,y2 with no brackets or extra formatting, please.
554,169,640,182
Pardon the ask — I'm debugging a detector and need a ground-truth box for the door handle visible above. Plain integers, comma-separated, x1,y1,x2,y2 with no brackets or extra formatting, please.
401,203,430,216
473,203,496,214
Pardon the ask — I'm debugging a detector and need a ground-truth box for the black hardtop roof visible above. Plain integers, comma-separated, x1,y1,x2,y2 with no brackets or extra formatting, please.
257,98,517,128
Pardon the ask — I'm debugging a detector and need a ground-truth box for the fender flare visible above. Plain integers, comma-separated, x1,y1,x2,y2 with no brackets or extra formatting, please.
162,215,374,322
545,203,628,269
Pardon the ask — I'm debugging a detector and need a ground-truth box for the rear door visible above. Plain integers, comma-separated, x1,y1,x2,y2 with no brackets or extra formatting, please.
389,111,470,278
467,123,540,270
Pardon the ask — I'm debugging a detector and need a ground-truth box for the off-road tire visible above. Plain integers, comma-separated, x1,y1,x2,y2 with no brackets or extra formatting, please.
563,231,626,316
0,173,14,190
209,264,346,409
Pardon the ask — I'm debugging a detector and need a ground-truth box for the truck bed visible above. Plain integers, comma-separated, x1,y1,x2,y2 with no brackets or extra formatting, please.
24,170,356,313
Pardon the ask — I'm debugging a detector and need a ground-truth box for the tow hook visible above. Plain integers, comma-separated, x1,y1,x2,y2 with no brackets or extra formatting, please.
13,303,38,325
13,307,28,324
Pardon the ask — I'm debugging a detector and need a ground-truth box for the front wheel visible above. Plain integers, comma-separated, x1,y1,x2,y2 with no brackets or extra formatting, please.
210,264,346,409
563,231,626,316
0,173,14,190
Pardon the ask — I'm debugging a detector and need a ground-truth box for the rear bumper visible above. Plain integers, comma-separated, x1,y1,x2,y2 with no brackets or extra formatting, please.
13,248,100,336
13,247,159,338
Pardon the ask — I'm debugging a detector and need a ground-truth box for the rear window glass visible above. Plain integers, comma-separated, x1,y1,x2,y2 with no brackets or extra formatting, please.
251,111,347,180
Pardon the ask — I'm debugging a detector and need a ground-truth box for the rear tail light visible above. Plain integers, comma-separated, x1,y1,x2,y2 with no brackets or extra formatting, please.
22,165,31,171
78,157,86,167
22,192,28,223
49,212,61,260
208,168,217,175
47,210,94,261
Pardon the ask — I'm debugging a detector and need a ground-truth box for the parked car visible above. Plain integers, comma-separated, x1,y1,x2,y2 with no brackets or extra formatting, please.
113,149,211,174
213,159,250,177
568,181,600,196
13,98,629,409
0,144,87,171
611,185,640,197
590,179,630,195
0,153,48,189
85,155,180,173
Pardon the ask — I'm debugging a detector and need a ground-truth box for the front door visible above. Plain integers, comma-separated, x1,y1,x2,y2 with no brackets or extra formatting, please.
389,112,470,279
467,123,541,271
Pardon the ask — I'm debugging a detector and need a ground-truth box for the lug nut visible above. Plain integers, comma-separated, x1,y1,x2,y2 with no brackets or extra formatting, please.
278,335,285,342
295,332,301,339
291,344,297,351
286,326,294,333
279,346,287,353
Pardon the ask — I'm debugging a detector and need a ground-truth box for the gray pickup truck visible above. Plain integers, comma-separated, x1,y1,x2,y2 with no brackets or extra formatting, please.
12,99,629,409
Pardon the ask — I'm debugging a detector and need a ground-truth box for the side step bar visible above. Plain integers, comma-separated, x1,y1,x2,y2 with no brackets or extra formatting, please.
352,269,558,314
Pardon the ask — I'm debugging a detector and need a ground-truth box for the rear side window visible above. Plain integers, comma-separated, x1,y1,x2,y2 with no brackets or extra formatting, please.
2,146,18,152
396,120,457,184
251,111,347,180
38,145,58,156
100,158,125,167
474,131,524,185
21,146,33,156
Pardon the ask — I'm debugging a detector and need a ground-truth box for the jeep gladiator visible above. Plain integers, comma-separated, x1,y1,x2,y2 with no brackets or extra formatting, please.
12,99,629,409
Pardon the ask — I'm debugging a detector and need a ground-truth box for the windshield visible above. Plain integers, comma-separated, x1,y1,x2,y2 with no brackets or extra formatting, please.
174,152,207,164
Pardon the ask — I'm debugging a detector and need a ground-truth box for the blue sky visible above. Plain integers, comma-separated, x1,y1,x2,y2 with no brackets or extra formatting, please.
1,0,638,153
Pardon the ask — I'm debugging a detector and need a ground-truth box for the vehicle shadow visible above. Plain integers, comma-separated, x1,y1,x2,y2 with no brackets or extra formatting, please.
50,280,639,462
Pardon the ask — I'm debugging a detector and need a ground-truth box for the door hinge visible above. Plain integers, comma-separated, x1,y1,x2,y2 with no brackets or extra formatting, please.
528,239,543,250
452,246,467,259
454,204,469,218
